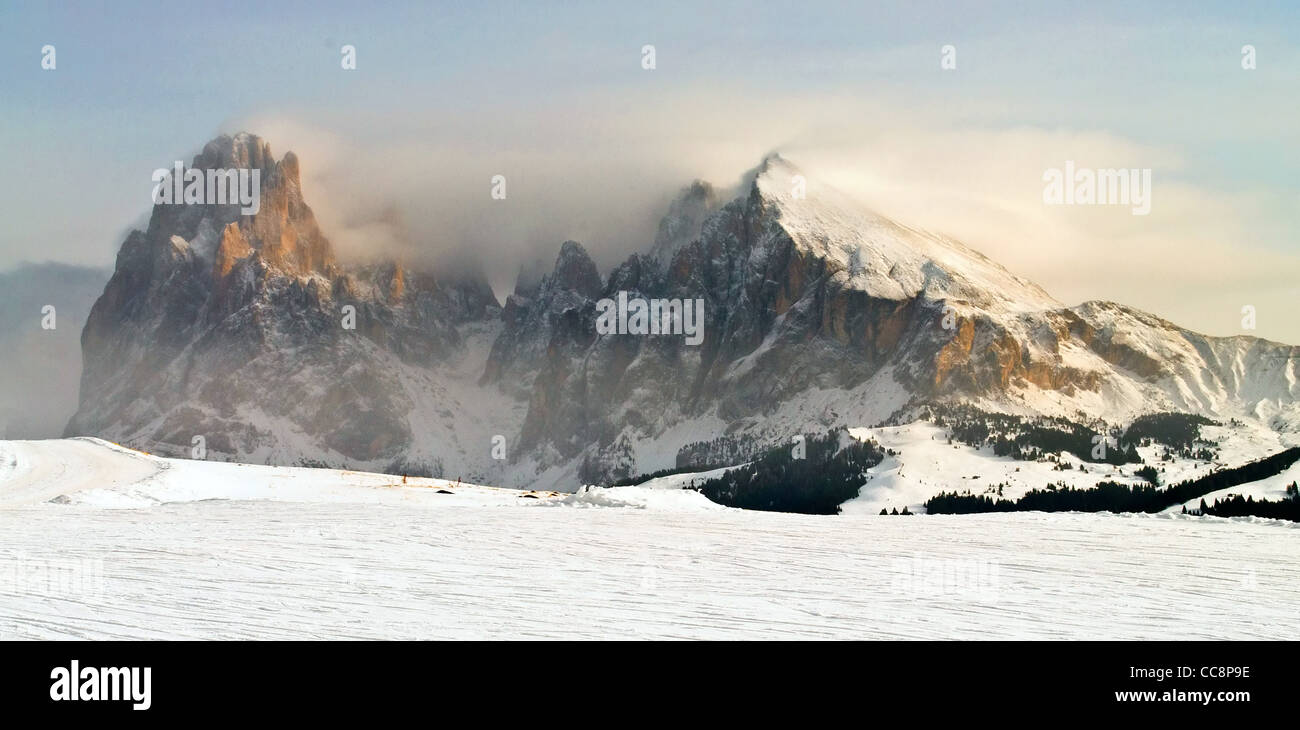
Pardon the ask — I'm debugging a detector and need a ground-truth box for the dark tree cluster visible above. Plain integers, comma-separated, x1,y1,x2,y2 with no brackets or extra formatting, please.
927,404,1140,465
1195,487,1300,522
1122,412,1217,450
925,448,1300,516
675,433,764,470
1135,464,1161,486
691,428,885,514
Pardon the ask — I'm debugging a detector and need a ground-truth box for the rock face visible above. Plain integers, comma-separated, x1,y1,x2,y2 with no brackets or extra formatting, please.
67,134,505,476
70,138,1300,487
483,154,1300,481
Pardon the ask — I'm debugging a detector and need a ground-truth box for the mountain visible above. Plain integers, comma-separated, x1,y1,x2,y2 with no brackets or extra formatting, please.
65,134,512,479
0,262,110,438
486,153,1300,482
67,136,1300,487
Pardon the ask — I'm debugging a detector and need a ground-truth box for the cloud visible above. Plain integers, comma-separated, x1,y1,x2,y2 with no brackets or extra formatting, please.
220,86,1296,342
791,124,1297,341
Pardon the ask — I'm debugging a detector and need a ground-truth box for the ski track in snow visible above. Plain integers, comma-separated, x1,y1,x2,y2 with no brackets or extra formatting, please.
1,438,1297,640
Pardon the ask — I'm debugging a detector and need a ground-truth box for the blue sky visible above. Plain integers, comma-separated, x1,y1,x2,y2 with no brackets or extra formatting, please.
1,1,1297,340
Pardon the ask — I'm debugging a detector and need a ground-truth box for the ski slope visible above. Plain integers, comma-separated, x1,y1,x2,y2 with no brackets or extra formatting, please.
1,438,1297,640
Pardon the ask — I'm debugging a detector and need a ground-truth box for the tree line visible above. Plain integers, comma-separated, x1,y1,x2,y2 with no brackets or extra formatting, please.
925,447,1300,518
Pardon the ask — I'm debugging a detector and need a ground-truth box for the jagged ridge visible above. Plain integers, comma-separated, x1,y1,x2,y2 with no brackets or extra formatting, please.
69,135,1300,487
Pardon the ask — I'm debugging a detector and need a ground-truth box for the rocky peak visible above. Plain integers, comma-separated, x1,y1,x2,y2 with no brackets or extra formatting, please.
69,132,506,470
142,133,333,280
481,240,604,390
741,152,1059,314
198,132,276,174
648,180,719,266
550,241,602,298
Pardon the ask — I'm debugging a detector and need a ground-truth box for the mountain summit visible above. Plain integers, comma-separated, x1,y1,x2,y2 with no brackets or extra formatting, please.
67,134,502,474
751,154,1059,311
68,136,1300,486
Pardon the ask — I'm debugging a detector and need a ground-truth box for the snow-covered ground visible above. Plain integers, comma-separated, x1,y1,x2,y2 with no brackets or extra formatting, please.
843,422,1137,514
632,465,740,490
2,438,1297,640
1170,458,1300,512
839,420,1293,514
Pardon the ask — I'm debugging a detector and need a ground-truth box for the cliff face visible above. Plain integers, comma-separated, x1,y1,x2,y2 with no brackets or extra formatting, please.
70,137,1300,487
68,134,503,474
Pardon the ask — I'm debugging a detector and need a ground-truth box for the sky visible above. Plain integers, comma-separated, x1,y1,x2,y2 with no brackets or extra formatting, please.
1,0,1297,342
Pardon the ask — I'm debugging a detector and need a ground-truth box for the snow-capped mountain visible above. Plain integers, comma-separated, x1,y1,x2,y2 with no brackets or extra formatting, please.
488,154,1300,482
66,135,1300,487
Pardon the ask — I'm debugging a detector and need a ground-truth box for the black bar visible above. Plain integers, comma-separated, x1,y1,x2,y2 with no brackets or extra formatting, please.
0,641,1287,718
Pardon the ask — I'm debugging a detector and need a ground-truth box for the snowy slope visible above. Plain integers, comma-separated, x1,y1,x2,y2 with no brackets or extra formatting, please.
2,438,1298,640
0,438,558,510
627,414,1293,515
840,419,1294,514
633,465,740,490
1167,460,1300,513
755,155,1061,313
840,423,1143,514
